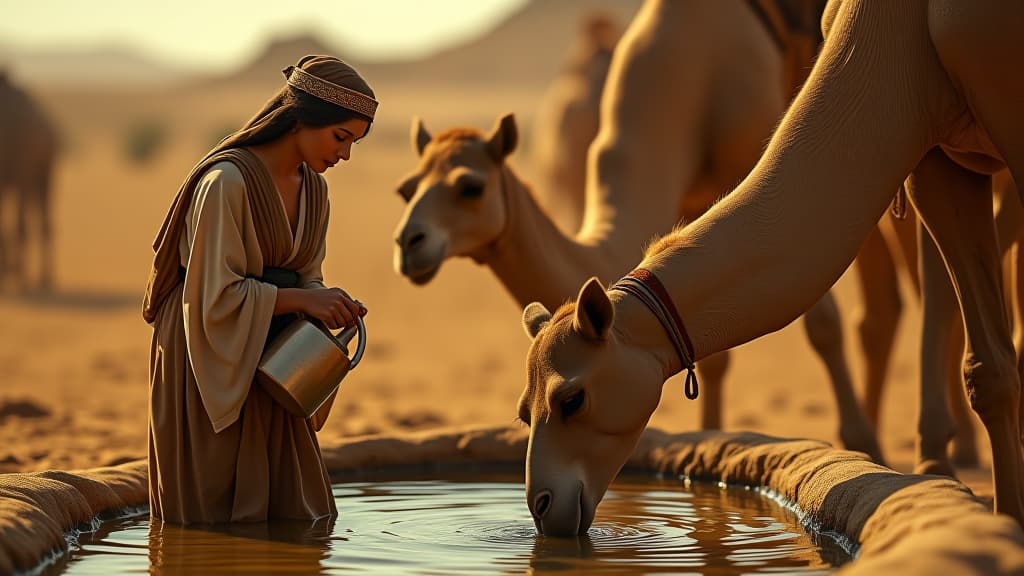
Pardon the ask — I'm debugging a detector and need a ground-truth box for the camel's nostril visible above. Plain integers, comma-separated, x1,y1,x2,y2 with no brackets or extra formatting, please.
533,491,552,519
406,232,426,249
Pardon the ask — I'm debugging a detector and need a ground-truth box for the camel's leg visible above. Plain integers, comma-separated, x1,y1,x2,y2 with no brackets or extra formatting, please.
994,175,1023,355
696,351,729,430
994,174,1021,337
884,205,980,467
11,184,27,290
884,210,920,297
853,224,903,433
802,291,885,464
1002,189,1024,450
0,185,7,288
907,146,1024,526
1014,242,1024,356
914,220,962,476
1017,243,1024,444
945,319,981,468
1008,238,1024,431
36,167,53,292
931,0,1024,472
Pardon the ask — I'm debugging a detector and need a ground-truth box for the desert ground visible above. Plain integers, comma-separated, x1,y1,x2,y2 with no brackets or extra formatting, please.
0,10,995,506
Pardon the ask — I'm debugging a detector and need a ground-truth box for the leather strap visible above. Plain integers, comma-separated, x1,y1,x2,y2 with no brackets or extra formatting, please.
611,268,699,400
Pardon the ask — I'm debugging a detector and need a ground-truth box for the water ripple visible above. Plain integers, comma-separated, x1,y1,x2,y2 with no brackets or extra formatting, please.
53,473,850,575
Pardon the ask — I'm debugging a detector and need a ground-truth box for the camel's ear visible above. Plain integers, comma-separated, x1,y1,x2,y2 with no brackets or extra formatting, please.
412,116,432,157
396,174,417,203
485,113,518,162
522,302,552,340
573,277,613,341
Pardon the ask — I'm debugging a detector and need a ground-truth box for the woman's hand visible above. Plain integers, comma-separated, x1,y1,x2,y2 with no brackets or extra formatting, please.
300,287,367,330
275,287,367,330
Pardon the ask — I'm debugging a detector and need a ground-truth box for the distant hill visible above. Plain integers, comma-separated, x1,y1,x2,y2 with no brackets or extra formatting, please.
221,32,357,86
362,0,643,87
219,0,643,89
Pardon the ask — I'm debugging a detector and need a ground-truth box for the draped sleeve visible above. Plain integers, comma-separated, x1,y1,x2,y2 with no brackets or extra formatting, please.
181,161,277,433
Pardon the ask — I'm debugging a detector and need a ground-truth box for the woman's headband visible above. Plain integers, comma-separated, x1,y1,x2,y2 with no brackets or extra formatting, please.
284,66,378,120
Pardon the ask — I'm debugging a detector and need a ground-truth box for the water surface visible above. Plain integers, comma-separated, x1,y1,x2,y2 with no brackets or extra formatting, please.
49,472,851,575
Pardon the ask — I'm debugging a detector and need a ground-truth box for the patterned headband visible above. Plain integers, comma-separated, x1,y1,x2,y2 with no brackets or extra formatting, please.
284,66,378,120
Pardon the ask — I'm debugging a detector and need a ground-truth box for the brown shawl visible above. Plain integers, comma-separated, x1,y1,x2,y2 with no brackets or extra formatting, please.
143,147,328,323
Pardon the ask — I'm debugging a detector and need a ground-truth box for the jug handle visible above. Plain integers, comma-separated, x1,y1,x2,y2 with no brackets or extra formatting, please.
334,316,367,370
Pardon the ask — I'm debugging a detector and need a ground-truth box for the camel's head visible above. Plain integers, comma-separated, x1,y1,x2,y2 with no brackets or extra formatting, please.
392,113,518,285
519,277,662,537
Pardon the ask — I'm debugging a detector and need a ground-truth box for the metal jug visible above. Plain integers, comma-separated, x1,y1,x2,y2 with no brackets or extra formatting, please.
256,315,366,419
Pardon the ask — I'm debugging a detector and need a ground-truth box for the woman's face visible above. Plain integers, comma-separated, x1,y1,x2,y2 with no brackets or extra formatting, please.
297,118,371,173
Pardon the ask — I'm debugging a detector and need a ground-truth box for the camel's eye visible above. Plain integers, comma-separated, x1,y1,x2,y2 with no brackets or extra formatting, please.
560,390,585,419
459,183,484,199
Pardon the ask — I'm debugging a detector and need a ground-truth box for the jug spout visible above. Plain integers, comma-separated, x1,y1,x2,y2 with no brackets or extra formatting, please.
336,325,358,347
333,316,365,370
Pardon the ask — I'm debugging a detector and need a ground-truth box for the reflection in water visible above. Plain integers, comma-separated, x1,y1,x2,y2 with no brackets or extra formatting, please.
51,473,851,575
149,518,334,574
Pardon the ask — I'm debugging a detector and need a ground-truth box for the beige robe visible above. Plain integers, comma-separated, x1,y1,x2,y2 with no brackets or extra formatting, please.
148,153,337,523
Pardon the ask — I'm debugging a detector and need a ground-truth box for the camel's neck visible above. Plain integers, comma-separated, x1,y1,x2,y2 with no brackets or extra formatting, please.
572,0,748,261
577,141,688,262
617,1,952,363
477,168,619,310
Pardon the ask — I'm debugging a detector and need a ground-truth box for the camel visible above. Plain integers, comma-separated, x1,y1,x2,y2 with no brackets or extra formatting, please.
518,0,1024,536
530,1,986,472
0,71,57,291
394,0,884,462
530,11,620,234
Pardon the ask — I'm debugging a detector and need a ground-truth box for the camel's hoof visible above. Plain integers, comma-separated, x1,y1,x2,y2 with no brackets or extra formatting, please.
914,458,957,478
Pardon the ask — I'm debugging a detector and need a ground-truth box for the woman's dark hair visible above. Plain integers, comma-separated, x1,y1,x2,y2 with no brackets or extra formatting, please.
214,55,375,152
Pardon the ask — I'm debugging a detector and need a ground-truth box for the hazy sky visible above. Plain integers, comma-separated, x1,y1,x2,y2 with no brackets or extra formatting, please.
1,0,529,71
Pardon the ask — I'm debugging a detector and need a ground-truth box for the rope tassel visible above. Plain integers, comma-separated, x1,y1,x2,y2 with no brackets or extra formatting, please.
684,365,700,400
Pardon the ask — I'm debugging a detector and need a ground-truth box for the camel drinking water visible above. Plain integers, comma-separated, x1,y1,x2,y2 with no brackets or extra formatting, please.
519,0,1024,536
394,0,883,461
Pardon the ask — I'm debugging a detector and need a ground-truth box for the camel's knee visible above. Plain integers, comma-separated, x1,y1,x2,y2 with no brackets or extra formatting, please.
803,292,844,355
962,353,1020,423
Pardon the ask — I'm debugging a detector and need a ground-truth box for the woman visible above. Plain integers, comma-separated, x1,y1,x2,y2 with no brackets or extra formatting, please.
143,55,375,523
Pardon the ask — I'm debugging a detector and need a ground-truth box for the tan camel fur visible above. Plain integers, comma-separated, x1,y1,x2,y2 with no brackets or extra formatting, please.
519,0,1024,536
0,72,56,291
394,0,883,462
530,12,620,234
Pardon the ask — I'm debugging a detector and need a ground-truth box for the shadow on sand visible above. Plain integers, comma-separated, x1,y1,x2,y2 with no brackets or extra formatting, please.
0,288,139,311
